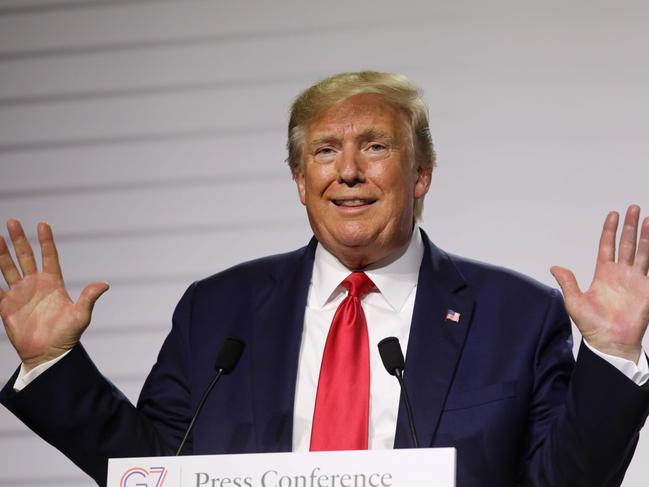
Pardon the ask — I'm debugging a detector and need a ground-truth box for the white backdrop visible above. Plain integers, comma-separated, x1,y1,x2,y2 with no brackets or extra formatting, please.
0,0,647,485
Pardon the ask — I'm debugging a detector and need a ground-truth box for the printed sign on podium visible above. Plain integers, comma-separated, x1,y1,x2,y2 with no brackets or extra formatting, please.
108,448,455,487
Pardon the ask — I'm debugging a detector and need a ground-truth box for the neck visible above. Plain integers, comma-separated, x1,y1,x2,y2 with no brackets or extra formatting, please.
329,229,416,271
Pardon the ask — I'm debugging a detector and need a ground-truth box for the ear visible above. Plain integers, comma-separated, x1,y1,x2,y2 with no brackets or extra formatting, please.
293,167,307,206
414,165,432,199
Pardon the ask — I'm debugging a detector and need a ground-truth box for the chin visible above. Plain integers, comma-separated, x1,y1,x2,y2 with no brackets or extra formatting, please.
330,221,382,247
334,235,376,250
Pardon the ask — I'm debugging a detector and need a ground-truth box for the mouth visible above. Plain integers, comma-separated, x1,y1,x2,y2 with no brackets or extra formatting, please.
331,198,377,208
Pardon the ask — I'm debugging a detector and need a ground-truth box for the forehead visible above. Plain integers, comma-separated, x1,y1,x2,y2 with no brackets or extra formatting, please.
306,93,407,139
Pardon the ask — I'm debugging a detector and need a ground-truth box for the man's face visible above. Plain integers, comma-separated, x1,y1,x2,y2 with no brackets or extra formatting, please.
294,93,431,269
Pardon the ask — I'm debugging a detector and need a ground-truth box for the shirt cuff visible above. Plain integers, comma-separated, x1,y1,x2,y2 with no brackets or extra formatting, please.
584,340,649,386
13,350,71,392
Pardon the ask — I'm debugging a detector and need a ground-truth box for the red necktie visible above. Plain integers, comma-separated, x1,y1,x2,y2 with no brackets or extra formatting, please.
310,272,375,451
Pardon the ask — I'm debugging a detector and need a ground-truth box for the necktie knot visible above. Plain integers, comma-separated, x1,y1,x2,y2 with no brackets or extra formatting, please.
342,272,375,299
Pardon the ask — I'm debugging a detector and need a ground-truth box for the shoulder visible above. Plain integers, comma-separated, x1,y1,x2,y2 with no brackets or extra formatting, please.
450,252,557,298
422,230,562,311
170,240,315,325
426,243,571,358
189,240,315,297
442,251,568,335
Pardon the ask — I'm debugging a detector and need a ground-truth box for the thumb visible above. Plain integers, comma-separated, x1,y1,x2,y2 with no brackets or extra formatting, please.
76,281,110,320
550,266,581,305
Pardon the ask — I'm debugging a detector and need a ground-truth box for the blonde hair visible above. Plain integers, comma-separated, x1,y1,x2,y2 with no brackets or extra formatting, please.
286,71,436,219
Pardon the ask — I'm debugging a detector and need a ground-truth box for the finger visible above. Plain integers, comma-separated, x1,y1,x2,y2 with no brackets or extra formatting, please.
596,211,619,270
75,282,110,321
0,234,22,287
618,205,640,265
0,286,5,300
38,222,63,279
550,266,582,307
7,219,37,276
635,216,649,275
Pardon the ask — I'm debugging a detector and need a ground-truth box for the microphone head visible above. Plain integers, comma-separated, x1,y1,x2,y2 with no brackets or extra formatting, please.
215,337,246,374
378,336,405,376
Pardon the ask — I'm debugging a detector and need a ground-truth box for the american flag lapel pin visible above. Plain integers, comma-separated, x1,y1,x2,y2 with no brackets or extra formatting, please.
445,309,461,323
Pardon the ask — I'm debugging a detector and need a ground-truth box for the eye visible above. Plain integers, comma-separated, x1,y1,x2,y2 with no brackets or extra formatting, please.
313,146,337,163
363,142,389,159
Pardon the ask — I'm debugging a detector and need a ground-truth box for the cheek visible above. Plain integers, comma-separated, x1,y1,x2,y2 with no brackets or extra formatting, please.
305,166,337,197
379,171,417,201
378,175,419,221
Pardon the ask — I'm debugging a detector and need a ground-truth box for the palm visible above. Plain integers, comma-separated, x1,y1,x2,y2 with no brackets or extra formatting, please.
572,263,649,349
552,206,649,362
0,220,108,370
1,273,86,364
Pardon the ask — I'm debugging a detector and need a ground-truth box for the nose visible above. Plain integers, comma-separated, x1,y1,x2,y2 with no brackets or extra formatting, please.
336,146,365,186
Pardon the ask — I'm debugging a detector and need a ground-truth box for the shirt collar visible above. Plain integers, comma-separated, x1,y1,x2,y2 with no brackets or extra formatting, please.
310,227,424,312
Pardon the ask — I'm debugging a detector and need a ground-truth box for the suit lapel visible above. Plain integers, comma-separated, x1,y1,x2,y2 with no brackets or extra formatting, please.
250,239,316,452
394,231,475,448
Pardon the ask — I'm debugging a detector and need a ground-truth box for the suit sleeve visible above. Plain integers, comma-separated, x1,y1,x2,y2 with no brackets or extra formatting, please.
522,289,649,486
0,282,198,486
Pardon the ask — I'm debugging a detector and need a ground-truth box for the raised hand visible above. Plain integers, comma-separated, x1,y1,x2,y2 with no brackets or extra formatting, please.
551,205,649,363
0,220,109,371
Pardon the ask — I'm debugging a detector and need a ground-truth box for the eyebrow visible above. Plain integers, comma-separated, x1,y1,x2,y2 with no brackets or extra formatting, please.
358,128,394,143
307,128,396,150
308,135,339,150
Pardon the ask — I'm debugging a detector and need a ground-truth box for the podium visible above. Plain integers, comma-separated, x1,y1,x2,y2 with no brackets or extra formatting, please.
108,448,455,487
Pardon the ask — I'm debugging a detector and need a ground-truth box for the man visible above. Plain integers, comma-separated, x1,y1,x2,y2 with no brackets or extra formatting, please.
1,72,648,486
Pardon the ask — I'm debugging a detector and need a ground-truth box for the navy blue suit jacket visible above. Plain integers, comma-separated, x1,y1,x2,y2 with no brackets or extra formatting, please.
2,231,649,486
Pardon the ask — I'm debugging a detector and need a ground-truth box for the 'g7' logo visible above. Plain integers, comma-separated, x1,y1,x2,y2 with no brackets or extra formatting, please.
120,466,167,487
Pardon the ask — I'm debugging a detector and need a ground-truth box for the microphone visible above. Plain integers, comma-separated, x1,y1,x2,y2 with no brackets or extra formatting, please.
176,337,246,455
377,337,419,448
